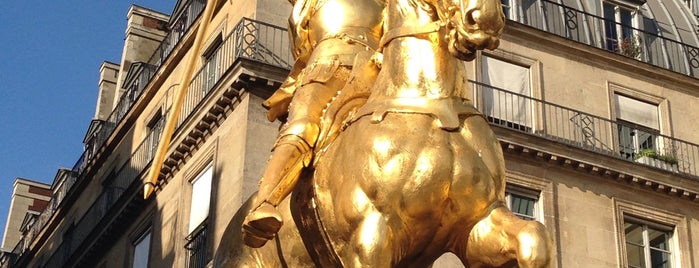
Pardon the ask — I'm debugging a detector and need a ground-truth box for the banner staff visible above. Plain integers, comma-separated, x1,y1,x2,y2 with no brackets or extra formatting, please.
144,0,220,199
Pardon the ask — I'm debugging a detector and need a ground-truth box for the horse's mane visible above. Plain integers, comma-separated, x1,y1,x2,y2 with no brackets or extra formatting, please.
406,0,437,15
403,0,457,29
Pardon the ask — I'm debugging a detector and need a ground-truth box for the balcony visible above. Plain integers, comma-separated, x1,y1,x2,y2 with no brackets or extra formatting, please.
185,221,209,268
30,17,290,268
507,0,699,79
470,81,699,178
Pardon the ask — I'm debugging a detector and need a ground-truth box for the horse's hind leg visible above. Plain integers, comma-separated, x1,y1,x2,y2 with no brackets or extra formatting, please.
454,205,552,268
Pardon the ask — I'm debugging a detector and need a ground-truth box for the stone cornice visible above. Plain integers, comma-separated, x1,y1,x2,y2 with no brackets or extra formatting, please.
494,126,699,203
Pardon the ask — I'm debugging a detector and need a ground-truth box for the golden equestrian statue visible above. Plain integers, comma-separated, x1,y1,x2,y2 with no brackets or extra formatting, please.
214,0,554,266
240,0,385,248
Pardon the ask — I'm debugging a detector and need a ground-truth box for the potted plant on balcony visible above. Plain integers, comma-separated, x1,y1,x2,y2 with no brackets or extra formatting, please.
634,148,679,172
616,35,642,59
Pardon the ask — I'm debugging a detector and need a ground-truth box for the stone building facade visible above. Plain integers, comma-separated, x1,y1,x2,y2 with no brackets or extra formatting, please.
2,0,699,267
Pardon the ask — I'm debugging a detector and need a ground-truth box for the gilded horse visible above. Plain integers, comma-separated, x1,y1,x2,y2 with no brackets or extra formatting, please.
214,0,553,266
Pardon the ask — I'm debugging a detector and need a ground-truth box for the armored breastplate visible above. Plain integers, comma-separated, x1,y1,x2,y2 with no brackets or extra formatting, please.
289,0,384,62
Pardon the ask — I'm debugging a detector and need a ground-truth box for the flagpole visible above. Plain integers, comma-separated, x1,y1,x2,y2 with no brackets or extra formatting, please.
144,0,220,199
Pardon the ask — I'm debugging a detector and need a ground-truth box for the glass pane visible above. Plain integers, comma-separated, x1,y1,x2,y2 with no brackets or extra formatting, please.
620,8,633,26
618,125,636,160
620,9,634,39
648,228,669,251
625,222,645,245
635,129,656,151
650,249,671,268
133,232,151,268
626,242,645,268
604,3,618,51
510,194,535,218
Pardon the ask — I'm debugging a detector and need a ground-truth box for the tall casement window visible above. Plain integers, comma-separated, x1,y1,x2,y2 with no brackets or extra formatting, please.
480,55,533,132
603,2,638,55
624,217,673,268
188,163,213,232
505,185,540,221
132,229,152,268
202,36,223,93
146,110,165,160
614,94,660,160
186,163,213,268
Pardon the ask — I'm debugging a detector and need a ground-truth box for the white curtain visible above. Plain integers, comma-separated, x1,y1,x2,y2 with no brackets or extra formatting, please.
615,94,659,130
189,164,213,233
481,56,532,126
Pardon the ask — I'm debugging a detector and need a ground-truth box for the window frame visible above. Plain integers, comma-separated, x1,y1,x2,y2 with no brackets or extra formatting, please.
476,52,541,133
188,162,214,234
608,83,670,159
145,108,165,160
505,184,540,221
201,35,223,92
601,1,642,57
503,171,552,226
131,228,152,268
624,216,674,268
614,198,688,267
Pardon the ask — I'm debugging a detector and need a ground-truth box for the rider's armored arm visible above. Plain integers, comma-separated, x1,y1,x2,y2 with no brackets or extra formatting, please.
262,0,315,122
262,58,308,122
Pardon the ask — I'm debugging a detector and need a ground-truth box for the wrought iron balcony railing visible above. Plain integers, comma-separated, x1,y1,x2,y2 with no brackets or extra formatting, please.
470,80,699,178
508,0,699,79
185,221,209,268
38,17,290,268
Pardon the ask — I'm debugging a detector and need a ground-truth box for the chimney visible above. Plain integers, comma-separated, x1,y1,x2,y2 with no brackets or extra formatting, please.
95,61,120,120
112,5,169,108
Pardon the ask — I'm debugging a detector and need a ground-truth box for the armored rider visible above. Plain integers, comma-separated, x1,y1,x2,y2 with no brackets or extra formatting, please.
242,0,385,247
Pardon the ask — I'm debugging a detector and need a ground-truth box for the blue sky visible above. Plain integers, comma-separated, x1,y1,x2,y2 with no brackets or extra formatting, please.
0,1,175,249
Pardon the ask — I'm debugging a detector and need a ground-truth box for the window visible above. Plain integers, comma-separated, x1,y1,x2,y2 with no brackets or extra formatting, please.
603,2,639,56
132,230,152,268
614,199,688,267
480,55,533,132
614,94,660,160
505,185,540,221
186,163,213,268
624,217,673,268
189,163,213,233
202,36,223,93
146,110,165,160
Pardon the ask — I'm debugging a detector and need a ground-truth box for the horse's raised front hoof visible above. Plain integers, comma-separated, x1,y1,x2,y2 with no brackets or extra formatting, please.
242,203,283,248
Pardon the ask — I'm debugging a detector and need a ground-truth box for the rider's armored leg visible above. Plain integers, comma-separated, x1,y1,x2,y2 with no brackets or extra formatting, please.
242,82,336,248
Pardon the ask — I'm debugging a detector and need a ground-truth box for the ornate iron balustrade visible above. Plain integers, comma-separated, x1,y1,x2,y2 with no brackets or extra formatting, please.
38,17,290,268
470,80,699,177
185,221,209,268
177,17,292,128
508,0,699,78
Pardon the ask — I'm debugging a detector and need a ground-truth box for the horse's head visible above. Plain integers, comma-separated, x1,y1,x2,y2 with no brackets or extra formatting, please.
429,0,505,60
